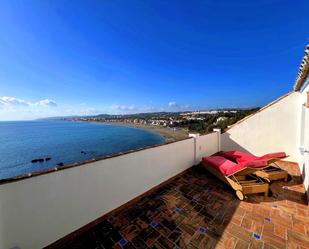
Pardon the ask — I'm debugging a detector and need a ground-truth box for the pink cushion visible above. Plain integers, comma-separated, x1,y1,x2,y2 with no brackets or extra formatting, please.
218,151,257,164
218,150,286,163
202,156,245,175
259,152,286,160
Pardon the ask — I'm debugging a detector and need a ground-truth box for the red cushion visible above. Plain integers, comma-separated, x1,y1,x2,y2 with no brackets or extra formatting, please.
259,152,286,160
202,156,245,175
218,151,258,164
218,150,286,163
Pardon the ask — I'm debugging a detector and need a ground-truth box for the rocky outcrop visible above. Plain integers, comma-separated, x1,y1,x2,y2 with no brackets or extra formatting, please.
31,158,44,163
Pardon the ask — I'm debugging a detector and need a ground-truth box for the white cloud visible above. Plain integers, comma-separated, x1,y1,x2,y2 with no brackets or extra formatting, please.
168,101,178,108
143,106,156,112
0,96,190,121
0,96,57,107
64,107,102,116
0,96,59,121
110,104,136,112
0,97,154,120
0,96,30,106
36,99,57,107
108,104,159,114
167,101,191,111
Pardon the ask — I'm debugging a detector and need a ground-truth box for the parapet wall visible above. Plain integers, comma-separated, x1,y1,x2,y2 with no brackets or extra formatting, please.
0,132,219,249
221,92,300,162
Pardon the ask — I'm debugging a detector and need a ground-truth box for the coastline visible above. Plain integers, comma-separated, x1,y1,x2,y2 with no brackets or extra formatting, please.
95,121,189,143
1,120,187,181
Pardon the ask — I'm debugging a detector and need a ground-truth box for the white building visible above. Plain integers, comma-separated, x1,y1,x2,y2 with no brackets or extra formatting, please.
216,116,227,123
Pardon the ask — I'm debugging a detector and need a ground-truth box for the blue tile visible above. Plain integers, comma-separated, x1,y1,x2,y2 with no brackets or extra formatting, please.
264,217,271,222
282,186,289,190
150,220,158,228
217,213,224,219
175,207,180,213
134,203,141,208
119,238,127,247
199,226,206,233
252,233,261,240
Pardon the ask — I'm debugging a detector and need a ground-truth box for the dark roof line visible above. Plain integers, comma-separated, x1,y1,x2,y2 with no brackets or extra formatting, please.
294,43,309,91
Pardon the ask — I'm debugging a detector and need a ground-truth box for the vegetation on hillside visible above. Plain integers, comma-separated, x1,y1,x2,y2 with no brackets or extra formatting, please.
67,108,260,135
174,109,259,134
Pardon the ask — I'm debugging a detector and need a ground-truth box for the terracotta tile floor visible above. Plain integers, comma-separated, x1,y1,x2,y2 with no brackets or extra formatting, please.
56,162,309,249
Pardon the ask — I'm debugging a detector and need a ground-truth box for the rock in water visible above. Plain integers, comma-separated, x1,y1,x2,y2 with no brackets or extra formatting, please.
31,158,44,163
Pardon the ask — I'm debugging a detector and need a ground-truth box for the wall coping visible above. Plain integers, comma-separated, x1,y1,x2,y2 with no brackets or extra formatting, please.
0,135,205,185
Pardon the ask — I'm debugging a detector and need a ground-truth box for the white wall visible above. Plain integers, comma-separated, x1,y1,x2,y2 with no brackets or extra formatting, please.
195,132,220,164
0,133,219,249
298,81,309,197
221,92,300,162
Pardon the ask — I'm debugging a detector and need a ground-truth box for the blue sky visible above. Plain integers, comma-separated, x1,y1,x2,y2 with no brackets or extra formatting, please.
0,0,308,120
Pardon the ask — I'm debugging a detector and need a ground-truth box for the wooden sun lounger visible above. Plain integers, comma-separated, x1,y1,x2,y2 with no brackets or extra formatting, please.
202,157,269,201
216,151,290,182
254,158,289,182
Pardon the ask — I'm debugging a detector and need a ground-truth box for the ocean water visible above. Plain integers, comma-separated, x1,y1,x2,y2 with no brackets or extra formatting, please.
0,120,164,180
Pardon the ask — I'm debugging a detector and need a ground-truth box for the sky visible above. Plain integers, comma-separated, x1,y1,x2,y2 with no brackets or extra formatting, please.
0,0,308,120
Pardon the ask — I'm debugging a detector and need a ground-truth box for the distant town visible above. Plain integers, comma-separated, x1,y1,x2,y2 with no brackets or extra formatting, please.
64,108,259,134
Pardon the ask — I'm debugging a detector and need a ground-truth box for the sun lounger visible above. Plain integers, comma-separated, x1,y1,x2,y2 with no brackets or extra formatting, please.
201,156,269,200
217,151,289,182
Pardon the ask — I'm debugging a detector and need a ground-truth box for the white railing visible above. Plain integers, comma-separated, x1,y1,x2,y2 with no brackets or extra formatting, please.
0,131,220,249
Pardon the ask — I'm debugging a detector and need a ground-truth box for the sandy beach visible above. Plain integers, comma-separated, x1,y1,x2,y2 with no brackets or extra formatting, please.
101,121,189,143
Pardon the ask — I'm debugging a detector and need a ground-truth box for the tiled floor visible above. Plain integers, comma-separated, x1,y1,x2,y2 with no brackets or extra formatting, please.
56,162,309,249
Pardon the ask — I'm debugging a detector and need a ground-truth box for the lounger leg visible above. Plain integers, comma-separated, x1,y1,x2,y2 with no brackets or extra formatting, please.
264,189,269,197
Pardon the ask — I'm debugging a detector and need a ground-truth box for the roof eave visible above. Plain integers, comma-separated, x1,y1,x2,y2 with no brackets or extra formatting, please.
294,44,309,92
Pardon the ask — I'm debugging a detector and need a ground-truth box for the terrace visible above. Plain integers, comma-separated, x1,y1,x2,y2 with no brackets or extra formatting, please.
51,162,309,249
0,44,308,249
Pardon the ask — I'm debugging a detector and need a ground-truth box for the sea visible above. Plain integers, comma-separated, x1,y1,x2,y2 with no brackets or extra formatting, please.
0,120,164,180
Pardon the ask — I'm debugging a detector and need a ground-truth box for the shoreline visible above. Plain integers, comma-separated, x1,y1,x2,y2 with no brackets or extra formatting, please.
94,121,189,143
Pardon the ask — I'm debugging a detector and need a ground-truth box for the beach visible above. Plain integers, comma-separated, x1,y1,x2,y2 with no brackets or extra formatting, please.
102,121,189,143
